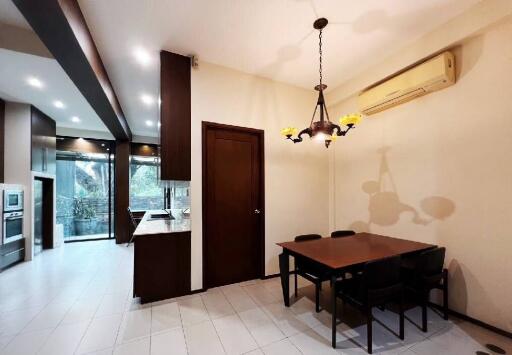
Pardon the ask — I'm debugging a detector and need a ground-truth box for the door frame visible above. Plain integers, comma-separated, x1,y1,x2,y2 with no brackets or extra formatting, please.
201,121,265,289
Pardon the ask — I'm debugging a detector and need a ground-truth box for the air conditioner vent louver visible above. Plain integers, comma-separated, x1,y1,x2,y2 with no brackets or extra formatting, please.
358,51,455,115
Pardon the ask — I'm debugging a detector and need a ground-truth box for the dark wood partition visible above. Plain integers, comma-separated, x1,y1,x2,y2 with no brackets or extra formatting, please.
160,51,191,181
114,140,130,244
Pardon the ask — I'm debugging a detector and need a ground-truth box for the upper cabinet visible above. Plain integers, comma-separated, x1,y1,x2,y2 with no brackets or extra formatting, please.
31,107,56,174
160,51,191,181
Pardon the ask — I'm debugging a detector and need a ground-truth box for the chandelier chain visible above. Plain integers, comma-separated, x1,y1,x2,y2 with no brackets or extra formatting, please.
319,29,323,87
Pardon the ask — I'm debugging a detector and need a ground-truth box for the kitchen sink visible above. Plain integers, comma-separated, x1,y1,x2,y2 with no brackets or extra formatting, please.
148,212,174,221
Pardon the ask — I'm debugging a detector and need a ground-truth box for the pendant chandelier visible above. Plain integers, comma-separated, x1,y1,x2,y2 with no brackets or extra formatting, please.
281,18,362,148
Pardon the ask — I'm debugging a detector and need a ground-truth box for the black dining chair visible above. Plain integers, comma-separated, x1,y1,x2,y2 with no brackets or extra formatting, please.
126,207,140,246
336,255,404,354
294,234,327,312
331,230,356,238
401,247,448,332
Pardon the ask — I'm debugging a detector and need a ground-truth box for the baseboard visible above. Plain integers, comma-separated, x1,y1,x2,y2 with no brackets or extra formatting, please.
429,302,512,339
190,288,206,294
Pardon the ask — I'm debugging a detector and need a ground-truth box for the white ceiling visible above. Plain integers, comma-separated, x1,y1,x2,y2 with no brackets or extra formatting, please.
0,48,109,132
78,0,480,137
0,0,108,133
1,0,482,138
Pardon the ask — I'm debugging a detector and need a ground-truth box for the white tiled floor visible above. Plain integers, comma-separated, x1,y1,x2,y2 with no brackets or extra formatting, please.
0,240,511,354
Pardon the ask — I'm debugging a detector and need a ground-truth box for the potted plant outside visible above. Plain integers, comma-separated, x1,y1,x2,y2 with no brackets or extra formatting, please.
73,198,98,236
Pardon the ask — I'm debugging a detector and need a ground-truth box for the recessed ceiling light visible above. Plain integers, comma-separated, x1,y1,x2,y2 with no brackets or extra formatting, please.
53,100,65,109
71,116,80,123
27,76,44,89
140,94,154,106
145,120,154,127
133,47,152,66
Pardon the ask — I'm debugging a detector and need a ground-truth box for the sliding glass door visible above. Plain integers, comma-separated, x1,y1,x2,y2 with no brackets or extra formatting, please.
56,137,115,242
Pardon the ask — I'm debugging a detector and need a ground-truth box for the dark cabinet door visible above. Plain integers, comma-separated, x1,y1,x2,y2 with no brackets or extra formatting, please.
160,51,191,181
31,107,56,174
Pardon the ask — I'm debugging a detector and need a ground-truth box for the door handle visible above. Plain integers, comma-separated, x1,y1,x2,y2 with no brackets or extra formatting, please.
254,209,261,214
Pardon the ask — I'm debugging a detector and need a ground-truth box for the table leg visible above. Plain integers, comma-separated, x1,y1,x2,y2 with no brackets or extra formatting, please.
279,252,290,307
331,274,337,348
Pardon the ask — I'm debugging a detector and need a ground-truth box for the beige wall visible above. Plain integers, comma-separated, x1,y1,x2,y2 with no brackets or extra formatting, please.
328,21,512,332
190,62,330,290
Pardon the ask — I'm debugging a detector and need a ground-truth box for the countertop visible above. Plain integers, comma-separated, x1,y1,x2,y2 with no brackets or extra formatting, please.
133,209,191,237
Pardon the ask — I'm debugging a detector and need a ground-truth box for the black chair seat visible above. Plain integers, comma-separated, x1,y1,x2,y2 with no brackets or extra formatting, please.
400,247,448,332
335,256,404,354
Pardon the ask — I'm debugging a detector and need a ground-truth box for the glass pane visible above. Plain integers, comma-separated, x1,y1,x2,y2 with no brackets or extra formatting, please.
56,149,113,241
129,155,164,210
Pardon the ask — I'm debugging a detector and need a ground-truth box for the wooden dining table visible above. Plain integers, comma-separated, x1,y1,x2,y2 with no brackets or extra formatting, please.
277,232,436,348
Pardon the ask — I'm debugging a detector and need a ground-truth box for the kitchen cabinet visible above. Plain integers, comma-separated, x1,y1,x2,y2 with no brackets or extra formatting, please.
0,238,25,271
160,51,191,181
31,107,56,174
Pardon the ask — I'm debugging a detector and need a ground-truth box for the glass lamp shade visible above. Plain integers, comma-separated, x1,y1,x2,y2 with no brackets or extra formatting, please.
340,113,362,126
281,127,298,137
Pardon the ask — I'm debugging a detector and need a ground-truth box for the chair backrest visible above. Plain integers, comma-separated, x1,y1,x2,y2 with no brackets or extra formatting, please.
127,207,138,229
362,255,401,290
416,247,446,277
331,230,356,238
294,234,321,242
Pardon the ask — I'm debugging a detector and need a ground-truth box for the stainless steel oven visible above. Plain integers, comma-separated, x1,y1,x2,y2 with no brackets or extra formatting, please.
3,189,23,212
3,211,23,243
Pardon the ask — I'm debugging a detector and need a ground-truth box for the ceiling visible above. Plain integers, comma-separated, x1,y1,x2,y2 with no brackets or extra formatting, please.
1,0,482,138
0,48,109,132
78,0,480,137
0,0,108,134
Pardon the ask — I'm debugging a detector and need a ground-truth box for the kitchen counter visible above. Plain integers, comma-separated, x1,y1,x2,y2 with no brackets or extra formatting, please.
133,209,191,303
133,209,190,237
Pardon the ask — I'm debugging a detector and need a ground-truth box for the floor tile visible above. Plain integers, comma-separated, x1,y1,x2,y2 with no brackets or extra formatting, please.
202,291,235,319
0,307,42,336
262,302,310,336
150,328,187,355
243,284,281,306
183,320,225,355
61,297,102,324
221,285,259,313
151,301,181,334
238,307,285,346
113,337,150,355
261,338,302,355
38,321,89,355
212,314,258,354
178,296,209,326
22,301,72,333
77,314,123,354
2,329,52,355
289,328,340,354
117,308,152,343
96,293,129,317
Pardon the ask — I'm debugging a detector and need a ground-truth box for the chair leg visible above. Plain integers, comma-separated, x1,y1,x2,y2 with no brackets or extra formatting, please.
422,291,429,332
315,282,321,313
442,269,449,320
294,265,298,298
367,307,373,354
399,292,405,340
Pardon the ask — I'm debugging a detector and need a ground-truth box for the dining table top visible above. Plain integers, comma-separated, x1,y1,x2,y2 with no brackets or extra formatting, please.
277,232,435,270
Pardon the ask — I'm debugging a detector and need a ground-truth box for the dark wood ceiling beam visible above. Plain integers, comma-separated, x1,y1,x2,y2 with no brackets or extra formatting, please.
13,0,132,141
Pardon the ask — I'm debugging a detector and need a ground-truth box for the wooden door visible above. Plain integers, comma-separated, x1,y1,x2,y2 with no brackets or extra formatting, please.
203,122,264,288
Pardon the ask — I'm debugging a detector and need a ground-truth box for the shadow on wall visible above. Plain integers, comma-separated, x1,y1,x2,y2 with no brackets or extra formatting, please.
349,147,456,232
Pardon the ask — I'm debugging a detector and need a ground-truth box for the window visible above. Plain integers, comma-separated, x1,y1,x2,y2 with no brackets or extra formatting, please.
56,137,115,241
130,155,165,210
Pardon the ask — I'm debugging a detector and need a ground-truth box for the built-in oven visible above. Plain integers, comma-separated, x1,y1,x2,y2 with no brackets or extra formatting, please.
3,211,23,243
3,189,23,212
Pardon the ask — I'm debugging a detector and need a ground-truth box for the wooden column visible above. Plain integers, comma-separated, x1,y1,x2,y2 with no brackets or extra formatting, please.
114,140,130,244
